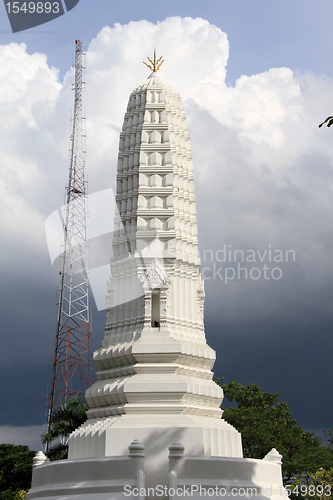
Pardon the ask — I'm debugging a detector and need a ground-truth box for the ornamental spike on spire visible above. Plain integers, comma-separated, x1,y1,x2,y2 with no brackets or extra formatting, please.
143,47,164,72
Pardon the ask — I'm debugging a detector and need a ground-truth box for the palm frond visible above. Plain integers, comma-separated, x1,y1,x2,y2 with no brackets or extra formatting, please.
45,443,68,461
42,396,88,459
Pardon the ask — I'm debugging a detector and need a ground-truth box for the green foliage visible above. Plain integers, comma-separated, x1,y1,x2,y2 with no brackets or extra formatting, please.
216,380,333,480
42,396,88,461
0,491,27,500
288,468,333,500
325,430,333,450
13,491,28,500
0,444,35,499
43,442,69,462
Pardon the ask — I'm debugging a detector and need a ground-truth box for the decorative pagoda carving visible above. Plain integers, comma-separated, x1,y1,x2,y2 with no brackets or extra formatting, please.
140,259,170,290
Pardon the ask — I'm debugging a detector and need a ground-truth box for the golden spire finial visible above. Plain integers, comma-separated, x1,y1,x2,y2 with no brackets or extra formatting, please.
143,48,164,72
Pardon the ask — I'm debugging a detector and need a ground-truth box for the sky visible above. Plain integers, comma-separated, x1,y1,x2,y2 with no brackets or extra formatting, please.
0,0,333,453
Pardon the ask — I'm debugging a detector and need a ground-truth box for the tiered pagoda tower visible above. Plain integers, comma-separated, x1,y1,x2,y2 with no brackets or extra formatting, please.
27,52,286,500
68,55,242,483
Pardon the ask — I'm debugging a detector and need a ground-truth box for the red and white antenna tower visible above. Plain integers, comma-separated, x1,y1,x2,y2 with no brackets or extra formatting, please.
48,40,91,416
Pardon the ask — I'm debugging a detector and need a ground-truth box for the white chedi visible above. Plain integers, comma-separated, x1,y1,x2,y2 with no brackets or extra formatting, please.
68,73,242,482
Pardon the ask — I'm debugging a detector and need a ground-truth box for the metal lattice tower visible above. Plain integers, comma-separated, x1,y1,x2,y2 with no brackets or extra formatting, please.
48,40,91,415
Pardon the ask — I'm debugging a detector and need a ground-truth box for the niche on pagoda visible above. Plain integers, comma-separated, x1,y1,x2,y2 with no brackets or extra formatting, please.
140,259,170,329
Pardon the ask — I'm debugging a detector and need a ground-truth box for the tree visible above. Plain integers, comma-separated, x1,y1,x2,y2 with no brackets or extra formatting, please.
325,430,333,450
216,379,333,481
289,468,333,500
42,396,88,460
0,444,35,499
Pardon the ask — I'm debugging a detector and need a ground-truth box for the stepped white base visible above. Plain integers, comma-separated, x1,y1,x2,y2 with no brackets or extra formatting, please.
68,414,242,487
27,445,288,500
69,414,242,458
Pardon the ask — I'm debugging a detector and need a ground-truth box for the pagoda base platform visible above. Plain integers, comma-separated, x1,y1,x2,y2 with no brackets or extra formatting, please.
26,441,288,500
67,413,243,486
